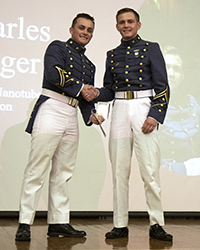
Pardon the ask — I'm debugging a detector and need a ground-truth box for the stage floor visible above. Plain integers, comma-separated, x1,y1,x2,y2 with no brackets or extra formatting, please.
0,217,200,250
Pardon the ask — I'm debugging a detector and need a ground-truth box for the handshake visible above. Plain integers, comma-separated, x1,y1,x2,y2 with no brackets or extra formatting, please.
81,84,99,102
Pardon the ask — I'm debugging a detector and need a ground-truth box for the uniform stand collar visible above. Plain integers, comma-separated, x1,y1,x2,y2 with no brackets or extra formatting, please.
67,38,86,54
121,34,141,47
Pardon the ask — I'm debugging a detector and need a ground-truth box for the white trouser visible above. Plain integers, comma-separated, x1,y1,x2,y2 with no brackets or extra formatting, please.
19,98,79,225
109,98,164,228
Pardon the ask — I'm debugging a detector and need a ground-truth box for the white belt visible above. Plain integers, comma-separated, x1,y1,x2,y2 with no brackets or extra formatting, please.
42,88,79,108
115,89,153,99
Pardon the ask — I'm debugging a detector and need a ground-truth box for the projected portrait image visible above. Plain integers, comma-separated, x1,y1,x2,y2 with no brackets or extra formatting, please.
159,46,200,176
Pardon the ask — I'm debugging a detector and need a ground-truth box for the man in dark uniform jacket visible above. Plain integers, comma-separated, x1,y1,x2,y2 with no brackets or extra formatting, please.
15,13,103,241
92,8,172,241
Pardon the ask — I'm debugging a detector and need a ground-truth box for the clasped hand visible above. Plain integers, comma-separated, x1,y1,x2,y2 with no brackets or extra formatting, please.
81,84,99,102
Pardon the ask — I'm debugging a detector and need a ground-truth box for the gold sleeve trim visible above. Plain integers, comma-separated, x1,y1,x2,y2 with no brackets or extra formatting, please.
152,86,169,107
55,66,69,87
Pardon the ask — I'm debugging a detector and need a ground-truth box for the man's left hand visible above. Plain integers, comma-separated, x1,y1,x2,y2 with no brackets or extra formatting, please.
141,117,157,134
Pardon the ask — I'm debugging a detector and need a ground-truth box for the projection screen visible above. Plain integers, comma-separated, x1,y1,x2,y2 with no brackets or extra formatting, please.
0,0,200,212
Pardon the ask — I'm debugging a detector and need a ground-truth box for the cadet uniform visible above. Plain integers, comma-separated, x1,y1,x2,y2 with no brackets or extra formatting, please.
19,38,95,225
96,34,169,227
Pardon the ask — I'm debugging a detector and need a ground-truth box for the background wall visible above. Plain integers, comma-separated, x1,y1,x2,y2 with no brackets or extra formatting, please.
0,0,200,212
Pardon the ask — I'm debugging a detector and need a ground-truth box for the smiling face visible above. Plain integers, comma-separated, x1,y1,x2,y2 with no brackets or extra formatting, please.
69,17,94,47
116,11,141,41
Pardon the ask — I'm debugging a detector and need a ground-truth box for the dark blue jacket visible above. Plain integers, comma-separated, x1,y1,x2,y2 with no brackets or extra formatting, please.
26,38,95,133
95,35,169,124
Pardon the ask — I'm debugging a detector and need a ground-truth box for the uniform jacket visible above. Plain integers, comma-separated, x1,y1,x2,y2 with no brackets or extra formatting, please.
26,38,96,133
95,35,169,124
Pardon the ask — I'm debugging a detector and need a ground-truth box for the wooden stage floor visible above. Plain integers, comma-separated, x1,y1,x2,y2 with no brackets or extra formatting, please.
0,217,200,250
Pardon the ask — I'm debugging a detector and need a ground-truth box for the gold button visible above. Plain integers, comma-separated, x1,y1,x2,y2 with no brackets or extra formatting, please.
62,92,65,95
127,84,131,87
115,86,118,89
116,80,118,83
127,46,130,49
70,65,73,68
76,47,79,50
125,71,128,74
70,57,73,60
141,55,144,58
139,84,142,87
70,41,73,44
111,60,113,63
68,72,71,75
83,72,85,74
126,65,129,68
132,40,135,43
82,79,84,81
126,79,129,82
140,62,143,65
159,109,161,112
138,37,140,39
111,54,114,57
143,49,146,51
69,51,71,53
76,81,79,84
140,69,143,72
83,65,85,68
127,51,130,54
111,67,114,70
139,77,142,81
162,98,165,101
146,43,149,45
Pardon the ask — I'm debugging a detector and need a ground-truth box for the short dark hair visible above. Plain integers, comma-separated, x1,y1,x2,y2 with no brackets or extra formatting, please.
71,13,95,28
116,8,140,22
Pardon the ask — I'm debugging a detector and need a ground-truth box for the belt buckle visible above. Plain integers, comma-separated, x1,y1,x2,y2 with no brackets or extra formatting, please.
68,97,78,107
126,91,134,99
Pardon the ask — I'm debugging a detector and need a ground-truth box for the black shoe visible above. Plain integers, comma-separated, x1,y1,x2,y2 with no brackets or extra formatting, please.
15,223,31,241
149,224,173,241
47,224,86,238
105,227,128,239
